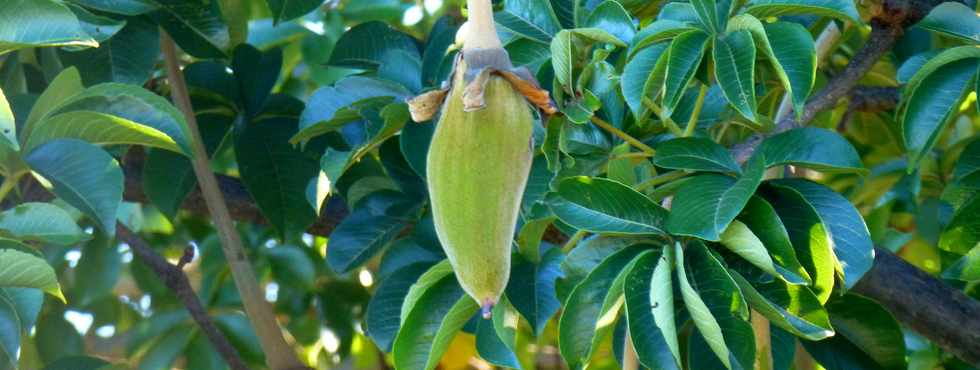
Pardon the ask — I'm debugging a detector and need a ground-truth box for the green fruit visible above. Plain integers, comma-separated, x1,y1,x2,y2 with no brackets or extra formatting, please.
426,62,534,315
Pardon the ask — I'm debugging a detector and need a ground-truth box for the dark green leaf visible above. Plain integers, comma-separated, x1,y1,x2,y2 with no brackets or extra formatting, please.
584,1,636,44
235,112,318,239
758,182,835,303
25,139,122,236
150,0,229,58
826,294,906,370
70,0,157,15
475,302,521,369
692,0,732,34
712,30,757,121
548,176,668,235
760,127,865,173
677,241,753,370
630,20,698,56
764,21,816,117
506,248,563,336
267,0,324,24
559,245,647,369
495,0,563,44
663,30,709,115
392,274,478,370
329,21,420,69
902,57,978,170
769,179,874,289
366,263,432,351
58,17,159,85
622,43,669,118
802,336,885,370
0,294,19,370
0,288,41,333
653,137,741,173
625,247,682,370
73,232,121,305
232,44,283,117
744,0,861,23
667,154,764,241
736,196,811,284
730,270,832,340
326,197,411,273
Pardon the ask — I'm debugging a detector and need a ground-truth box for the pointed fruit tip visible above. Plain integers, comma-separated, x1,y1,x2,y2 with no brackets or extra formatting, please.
480,299,495,319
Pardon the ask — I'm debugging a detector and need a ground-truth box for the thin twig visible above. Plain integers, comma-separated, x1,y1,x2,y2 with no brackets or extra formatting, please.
117,224,249,370
160,31,307,370
590,116,656,155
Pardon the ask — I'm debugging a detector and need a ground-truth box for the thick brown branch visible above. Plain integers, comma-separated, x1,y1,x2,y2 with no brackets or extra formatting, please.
854,248,980,366
116,224,250,370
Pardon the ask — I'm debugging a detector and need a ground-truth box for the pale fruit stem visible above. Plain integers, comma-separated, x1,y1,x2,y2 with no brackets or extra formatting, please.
464,0,502,50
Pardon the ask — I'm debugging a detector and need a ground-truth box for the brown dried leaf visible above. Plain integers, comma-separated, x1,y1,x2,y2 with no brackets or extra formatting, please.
462,68,493,112
407,88,449,122
496,69,558,115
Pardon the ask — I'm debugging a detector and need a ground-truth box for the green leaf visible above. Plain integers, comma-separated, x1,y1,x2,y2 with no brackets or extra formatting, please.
23,68,84,141
232,44,283,118
495,0,563,44
24,139,122,236
584,1,636,44
942,244,980,281
366,263,432,351
67,3,125,43
70,0,158,15
663,30,710,115
653,137,741,173
719,220,784,280
58,17,159,86
622,43,669,118
0,202,87,246
329,21,420,69
730,270,833,340
659,3,701,23
624,247,682,370
764,22,816,117
475,301,521,369
267,0,323,24
547,176,668,235
917,2,980,44
736,196,811,285
266,245,316,290
150,0,229,58
667,155,765,241
769,179,874,289
0,294,19,369
235,114,319,239
758,182,835,303
392,275,478,370
0,288,42,333
760,127,865,173
630,20,696,56
73,232,121,305
24,111,186,155
0,248,63,301
505,248,563,336
42,356,112,370
0,0,98,54
826,294,906,370
559,245,647,370
677,241,753,370
47,83,193,154
902,57,978,170
713,30,757,121
517,217,554,263
293,77,410,145
744,0,861,23
691,0,733,34
326,203,407,274
0,87,16,152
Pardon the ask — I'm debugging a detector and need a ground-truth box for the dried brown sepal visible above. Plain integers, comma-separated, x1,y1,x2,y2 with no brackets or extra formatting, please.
407,88,449,122
496,69,558,115
463,68,494,111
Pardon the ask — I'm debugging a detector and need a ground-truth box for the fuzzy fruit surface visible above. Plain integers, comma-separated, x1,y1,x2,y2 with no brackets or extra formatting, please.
426,68,534,310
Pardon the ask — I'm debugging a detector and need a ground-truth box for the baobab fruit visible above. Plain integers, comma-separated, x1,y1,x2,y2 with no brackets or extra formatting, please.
423,0,541,318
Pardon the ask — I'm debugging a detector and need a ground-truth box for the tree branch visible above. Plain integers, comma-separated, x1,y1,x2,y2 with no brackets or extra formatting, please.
160,32,307,370
116,224,249,370
854,248,980,365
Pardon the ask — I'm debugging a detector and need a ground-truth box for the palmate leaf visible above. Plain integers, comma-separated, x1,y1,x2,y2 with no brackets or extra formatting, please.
622,43,670,118
630,20,698,57
328,21,420,69
760,127,865,173
730,270,833,340
653,137,741,173
0,0,97,55
392,273,478,370
23,111,185,155
149,0,230,58
736,196,811,284
58,17,160,86
826,294,906,369
691,0,733,34
667,154,765,241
